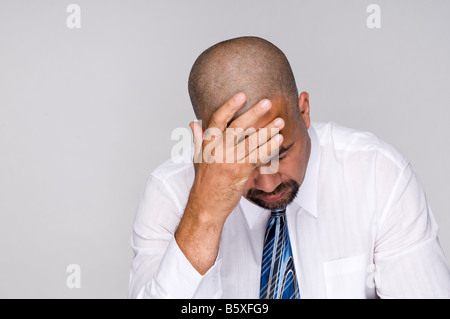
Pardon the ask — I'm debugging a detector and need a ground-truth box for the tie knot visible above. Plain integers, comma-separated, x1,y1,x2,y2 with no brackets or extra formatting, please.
271,207,286,217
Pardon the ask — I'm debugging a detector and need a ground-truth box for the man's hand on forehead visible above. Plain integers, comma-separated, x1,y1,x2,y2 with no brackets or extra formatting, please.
192,92,285,168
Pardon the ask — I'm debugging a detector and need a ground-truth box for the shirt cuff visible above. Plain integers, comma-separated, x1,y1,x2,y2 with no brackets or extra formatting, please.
146,235,222,298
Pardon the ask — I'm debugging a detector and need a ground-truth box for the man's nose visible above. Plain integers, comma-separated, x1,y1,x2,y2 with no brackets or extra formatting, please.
253,171,282,193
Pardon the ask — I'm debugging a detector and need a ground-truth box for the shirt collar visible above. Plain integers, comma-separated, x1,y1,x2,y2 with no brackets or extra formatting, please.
239,124,321,228
292,123,320,218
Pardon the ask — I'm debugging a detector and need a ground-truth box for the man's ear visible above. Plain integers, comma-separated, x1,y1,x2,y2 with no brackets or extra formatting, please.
298,91,310,129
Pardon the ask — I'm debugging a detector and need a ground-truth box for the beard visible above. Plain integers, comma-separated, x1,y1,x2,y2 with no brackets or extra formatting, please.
245,179,300,210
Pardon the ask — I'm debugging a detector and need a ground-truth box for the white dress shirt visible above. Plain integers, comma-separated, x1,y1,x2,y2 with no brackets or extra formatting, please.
128,122,450,299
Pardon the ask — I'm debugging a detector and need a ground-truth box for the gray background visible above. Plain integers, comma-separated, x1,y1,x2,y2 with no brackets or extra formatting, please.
0,0,448,298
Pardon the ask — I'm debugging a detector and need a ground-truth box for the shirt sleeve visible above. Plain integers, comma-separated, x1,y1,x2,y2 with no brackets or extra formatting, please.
374,163,450,298
127,175,223,299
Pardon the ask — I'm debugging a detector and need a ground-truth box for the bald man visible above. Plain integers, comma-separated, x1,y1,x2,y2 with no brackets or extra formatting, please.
128,37,450,299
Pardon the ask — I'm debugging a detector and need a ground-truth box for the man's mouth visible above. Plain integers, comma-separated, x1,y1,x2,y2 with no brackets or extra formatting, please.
260,190,288,203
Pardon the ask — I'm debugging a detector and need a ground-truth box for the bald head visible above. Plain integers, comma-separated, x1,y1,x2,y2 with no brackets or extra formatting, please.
188,36,299,126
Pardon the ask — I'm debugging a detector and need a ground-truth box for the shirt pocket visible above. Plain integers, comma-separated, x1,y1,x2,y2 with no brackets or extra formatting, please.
323,252,369,299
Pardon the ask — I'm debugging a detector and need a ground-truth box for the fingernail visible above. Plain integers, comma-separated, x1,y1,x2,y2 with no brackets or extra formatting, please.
235,93,245,103
274,118,284,127
260,100,271,110
275,134,283,142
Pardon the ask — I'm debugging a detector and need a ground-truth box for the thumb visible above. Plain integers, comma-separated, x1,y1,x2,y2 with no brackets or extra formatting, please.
189,121,203,164
189,121,203,143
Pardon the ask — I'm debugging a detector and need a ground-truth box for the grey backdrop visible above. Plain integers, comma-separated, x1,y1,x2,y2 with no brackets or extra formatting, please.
0,0,449,298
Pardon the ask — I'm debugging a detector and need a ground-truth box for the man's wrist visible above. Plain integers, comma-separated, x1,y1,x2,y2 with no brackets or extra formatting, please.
185,188,230,225
175,195,226,275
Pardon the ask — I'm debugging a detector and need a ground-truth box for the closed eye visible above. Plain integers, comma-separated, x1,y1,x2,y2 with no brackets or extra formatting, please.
269,141,294,162
277,141,294,161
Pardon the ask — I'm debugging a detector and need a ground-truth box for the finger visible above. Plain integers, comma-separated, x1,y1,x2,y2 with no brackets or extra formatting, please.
207,92,247,132
247,133,283,167
227,98,272,131
235,117,285,162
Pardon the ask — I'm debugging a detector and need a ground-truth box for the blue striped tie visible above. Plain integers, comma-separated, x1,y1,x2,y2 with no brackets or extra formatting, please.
260,207,300,299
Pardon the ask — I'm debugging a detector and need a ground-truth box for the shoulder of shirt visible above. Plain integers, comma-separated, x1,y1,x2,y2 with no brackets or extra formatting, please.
149,154,194,184
311,121,409,170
